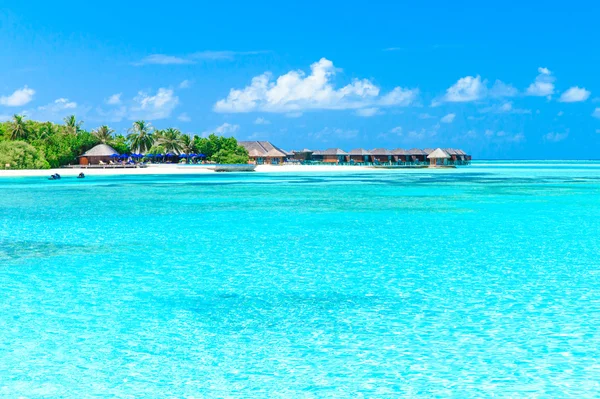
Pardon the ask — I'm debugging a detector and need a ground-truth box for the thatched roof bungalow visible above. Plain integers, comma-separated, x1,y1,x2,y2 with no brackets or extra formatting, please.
348,148,372,163
79,144,119,165
320,148,349,163
427,148,450,166
239,141,288,164
370,148,392,164
391,148,408,163
407,148,428,163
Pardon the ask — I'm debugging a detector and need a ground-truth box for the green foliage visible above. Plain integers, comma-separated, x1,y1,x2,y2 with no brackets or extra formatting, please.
193,133,249,164
0,141,50,169
156,127,184,154
41,131,98,168
127,120,154,153
109,134,130,154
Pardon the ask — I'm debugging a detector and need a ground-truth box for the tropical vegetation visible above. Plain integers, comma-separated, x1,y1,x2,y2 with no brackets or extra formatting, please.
0,115,249,169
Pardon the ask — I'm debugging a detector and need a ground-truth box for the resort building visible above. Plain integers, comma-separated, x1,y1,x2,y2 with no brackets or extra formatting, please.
318,148,349,163
427,148,451,167
370,148,393,164
239,141,288,165
291,149,314,161
348,148,372,164
79,144,118,165
407,148,428,164
391,149,409,164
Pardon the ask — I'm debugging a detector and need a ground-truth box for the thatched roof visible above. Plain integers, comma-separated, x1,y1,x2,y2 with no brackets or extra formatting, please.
391,148,408,155
444,148,459,155
407,148,427,155
349,148,371,155
321,148,348,155
239,141,287,158
81,144,118,157
370,148,391,155
427,148,450,159
295,148,313,153
423,148,435,155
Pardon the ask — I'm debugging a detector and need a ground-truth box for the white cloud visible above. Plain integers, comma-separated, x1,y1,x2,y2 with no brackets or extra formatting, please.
489,80,518,97
106,93,122,105
390,126,402,134
133,54,194,66
40,98,77,111
0,86,35,106
214,58,418,113
443,76,486,102
419,113,435,119
356,107,380,117
526,67,555,97
480,101,531,114
27,98,88,122
179,80,192,89
177,112,191,122
559,86,591,103
95,106,127,123
254,117,271,125
484,129,525,143
440,113,455,123
593,108,600,119
129,88,179,120
544,131,569,142
214,122,240,134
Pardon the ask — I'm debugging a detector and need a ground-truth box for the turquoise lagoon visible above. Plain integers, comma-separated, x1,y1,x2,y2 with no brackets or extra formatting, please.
1,163,600,397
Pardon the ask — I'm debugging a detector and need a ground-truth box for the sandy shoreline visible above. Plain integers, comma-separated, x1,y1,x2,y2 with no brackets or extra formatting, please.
0,164,393,177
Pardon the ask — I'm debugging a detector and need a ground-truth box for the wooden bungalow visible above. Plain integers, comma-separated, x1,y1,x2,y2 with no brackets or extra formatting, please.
239,141,288,165
320,148,349,163
391,148,409,164
79,144,119,165
348,148,372,164
370,148,393,164
407,148,428,164
291,149,314,161
427,148,450,167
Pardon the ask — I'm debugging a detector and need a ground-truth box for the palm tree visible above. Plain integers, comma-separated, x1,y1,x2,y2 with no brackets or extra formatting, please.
8,114,28,140
31,122,57,142
127,120,154,153
64,115,83,135
156,127,184,154
181,134,196,155
92,125,114,144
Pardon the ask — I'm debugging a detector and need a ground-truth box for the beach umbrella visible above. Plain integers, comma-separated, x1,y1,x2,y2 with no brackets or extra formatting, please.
198,153,206,158
110,154,120,158
179,153,188,158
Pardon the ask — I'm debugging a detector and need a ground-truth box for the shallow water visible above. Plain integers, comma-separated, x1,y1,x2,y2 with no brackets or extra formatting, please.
1,163,600,397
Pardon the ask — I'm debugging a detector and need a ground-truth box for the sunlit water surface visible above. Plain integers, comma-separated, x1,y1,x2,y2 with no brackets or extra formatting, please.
1,162,600,397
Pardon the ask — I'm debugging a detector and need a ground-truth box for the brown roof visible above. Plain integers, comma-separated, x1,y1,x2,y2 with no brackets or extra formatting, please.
427,148,450,159
370,148,392,155
239,141,287,158
423,148,435,155
391,148,408,155
407,148,427,155
81,144,118,157
320,148,348,155
348,148,371,155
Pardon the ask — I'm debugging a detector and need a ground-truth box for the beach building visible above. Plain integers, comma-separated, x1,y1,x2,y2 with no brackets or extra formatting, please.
320,148,349,163
291,149,313,161
407,148,428,164
391,149,408,164
370,148,393,164
239,141,288,165
348,148,372,164
78,144,119,165
427,148,450,167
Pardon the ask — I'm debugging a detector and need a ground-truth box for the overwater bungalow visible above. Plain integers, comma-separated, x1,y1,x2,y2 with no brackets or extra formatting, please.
348,148,372,164
407,148,428,164
320,148,349,163
78,144,119,165
291,149,314,161
391,148,409,164
427,148,451,167
370,148,393,164
239,141,288,165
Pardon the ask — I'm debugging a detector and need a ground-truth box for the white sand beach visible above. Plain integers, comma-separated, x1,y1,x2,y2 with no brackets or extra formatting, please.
0,164,390,177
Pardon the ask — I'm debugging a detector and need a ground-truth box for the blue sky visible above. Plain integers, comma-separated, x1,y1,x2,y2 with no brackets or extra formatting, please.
1,1,599,159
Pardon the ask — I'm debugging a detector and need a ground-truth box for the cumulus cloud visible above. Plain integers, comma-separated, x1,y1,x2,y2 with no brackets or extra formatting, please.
106,93,122,105
214,58,418,114
526,67,555,97
356,107,380,117
213,122,240,135
480,101,531,114
177,112,191,122
559,86,591,103
26,98,88,122
593,108,600,119
179,80,192,89
443,76,487,102
489,80,518,98
0,86,35,106
254,117,271,125
129,88,179,120
440,113,455,123
544,131,569,142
